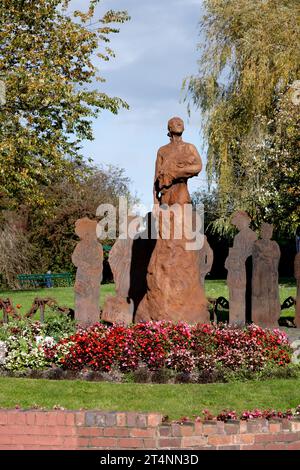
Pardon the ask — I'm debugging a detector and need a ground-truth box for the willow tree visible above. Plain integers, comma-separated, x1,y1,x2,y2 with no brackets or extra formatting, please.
0,0,129,210
185,0,300,235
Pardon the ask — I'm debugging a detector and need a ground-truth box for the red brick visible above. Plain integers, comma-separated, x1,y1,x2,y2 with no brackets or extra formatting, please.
234,434,255,445
7,434,62,446
216,421,225,434
77,437,90,448
159,438,182,448
286,441,300,450
104,427,129,437
194,422,203,434
275,432,300,442
143,438,157,449
47,425,76,436
26,413,36,426
62,437,79,447
0,435,13,445
75,411,86,426
0,412,8,425
148,414,162,427
126,413,138,427
290,421,300,432
0,444,23,450
35,412,50,426
281,420,292,431
240,444,266,450
246,421,267,433
118,438,144,448
255,433,277,444
208,435,234,446
130,428,156,438
41,411,65,426
136,414,147,428
89,437,117,448
218,445,240,450
78,427,103,437
265,443,287,450
181,436,207,448
105,413,117,427
269,423,281,433
159,426,171,437
171,423,194,437
0,425,26,435
7,412,26,425
203,423,218,435
224,423,240,435
65,413,75,426
116,413,126,427
239,421,248,433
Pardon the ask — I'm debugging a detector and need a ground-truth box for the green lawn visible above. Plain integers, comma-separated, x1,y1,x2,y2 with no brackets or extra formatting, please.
0,279,296,318
205,278,296,318
0,377,299,419
0,284,115,315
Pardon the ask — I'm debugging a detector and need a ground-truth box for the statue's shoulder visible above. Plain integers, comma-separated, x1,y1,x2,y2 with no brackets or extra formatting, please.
157,143,170,155
183,141,197,150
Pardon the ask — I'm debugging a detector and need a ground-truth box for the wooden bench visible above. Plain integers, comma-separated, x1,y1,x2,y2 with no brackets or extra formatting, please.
17,272,73,289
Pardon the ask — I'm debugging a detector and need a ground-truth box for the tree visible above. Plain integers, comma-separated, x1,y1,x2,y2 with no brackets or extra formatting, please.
28,164,134,274
185,0,300,235
0,0,129,209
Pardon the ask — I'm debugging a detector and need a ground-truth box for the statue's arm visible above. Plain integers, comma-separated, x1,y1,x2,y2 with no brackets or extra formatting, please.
171,144,202,179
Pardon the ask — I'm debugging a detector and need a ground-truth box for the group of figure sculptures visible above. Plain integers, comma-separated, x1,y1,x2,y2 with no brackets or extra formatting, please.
72,117,300,329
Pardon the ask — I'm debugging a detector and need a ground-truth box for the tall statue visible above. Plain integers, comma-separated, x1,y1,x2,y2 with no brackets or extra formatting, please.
252,223,281,328
225,211,257,325
294,252,300,328
135,117,209,323
72,217,103,326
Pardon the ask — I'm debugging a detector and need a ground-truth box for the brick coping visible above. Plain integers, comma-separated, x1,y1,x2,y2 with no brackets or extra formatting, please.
0,409,300,450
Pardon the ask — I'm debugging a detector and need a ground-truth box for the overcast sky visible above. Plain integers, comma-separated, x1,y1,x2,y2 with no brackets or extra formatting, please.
74,0,206,208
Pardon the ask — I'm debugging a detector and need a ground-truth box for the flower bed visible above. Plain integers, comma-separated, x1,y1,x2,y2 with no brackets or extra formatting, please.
0,320,294,382
44,321,292,376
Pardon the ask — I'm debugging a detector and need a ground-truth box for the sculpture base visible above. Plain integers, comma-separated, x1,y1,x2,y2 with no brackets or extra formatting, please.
101,296,134,325
135,238,209,324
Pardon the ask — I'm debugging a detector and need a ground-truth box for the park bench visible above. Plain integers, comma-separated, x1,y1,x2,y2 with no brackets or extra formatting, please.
17,272,73,289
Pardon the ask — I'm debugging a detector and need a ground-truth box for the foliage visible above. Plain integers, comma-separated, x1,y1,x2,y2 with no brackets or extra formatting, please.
0,224,33,288
29,164,134,273
44,321,292,373
0,315,74,369
1,321,52,371
0,0,129,210
42,312,75,342
185,0,300,235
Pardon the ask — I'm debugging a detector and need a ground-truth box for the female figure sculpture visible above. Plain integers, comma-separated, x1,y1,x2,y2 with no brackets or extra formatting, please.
225,211,257,325
72,217,103,326
252,223,281,328
135,117,208,323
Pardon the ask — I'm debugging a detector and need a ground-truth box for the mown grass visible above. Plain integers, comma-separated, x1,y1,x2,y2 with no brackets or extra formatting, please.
0,279,296,317
0,284,115,315
0,377,299,419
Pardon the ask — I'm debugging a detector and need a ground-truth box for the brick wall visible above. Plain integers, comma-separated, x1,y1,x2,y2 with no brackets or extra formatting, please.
0,409,300,450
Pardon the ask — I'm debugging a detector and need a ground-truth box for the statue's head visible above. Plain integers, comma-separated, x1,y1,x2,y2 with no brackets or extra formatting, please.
75,217,97,239
167,116,184,136
231,210,251,231
261,222,273,240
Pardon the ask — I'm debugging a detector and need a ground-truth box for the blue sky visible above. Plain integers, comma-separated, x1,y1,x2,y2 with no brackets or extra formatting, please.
74,0,206,208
